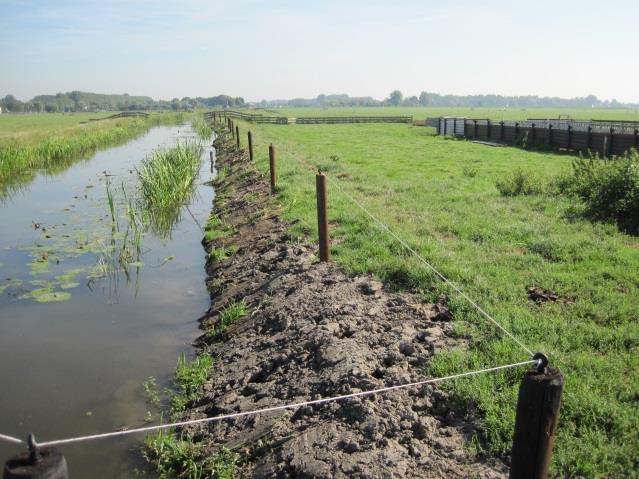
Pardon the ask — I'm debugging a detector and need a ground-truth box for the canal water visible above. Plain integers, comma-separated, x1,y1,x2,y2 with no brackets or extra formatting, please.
0,125,215,477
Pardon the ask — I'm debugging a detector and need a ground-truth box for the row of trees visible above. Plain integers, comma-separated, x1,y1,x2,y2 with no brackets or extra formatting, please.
256,91,636,109
0,92,245,113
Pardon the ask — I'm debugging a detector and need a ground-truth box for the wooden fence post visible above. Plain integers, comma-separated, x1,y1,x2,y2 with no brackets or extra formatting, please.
316,172,330,262
587,125,592,150
268,143,277,194
443,118,447,136
510,355,563,479
634,128,639,148
548,124,553,147
453,118,457,136
567,125,572,150
609,128,615,156
515,122,520,139
248,131,254,161
487,119,492,139
531,123,536,143
500,121,505,140
3,434,69,479
235,126,240,149
474,120,478,138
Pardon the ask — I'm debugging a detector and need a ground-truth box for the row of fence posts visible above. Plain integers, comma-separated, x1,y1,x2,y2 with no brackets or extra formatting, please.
3,114,563,479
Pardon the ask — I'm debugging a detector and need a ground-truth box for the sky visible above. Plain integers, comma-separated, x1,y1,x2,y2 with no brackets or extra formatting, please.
1,0,638,103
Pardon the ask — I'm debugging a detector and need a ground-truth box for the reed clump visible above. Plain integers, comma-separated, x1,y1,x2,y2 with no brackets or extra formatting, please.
137,141,202,236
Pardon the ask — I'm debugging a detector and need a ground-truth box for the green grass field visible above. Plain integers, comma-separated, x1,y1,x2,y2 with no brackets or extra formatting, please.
246,106,639,122
0,112,116,142
229,119,639,478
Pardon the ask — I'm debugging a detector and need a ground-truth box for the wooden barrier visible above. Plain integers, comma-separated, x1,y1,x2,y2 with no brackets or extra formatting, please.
431,117,639,157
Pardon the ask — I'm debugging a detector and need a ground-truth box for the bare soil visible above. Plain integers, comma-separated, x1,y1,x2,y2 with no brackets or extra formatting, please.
186,131,508,478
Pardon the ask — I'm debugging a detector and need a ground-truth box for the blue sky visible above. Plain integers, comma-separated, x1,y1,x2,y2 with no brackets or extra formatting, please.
1,0,638,102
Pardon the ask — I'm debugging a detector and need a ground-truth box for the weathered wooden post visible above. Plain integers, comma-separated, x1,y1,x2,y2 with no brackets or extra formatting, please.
548,124,553,147
531,123,536,144
500,121,505,140
235,126,240,149
587,125,593,150
315,172,330,262
248,131,254,161
567,125,572,150
510,354,563,479
634,128,639,149
3,434,68,479
609,127,615,157
487,119,492,139
474,120,478,138
515,121,520,139
268,143,277,194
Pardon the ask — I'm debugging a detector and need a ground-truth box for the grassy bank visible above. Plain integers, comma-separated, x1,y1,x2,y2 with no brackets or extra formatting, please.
0,112,185,197
227,120,638,477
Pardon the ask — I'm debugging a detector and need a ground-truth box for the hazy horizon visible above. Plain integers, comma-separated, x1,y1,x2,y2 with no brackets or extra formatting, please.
1,0,638,103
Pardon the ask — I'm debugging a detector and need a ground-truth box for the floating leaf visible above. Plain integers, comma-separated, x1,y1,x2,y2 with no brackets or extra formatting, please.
30,288,72,303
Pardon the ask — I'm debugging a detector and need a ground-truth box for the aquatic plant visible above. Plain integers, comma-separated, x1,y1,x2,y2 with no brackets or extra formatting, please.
137,141,202,237
191,116,213,141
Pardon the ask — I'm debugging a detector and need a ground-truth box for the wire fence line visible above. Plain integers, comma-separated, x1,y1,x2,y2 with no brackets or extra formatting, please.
0,359,537,449
0,433,23,445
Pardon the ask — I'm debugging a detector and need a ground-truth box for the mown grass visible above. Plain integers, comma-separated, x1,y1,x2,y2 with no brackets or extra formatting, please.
249,106,639,122
229,120,639,477
0,112,184,198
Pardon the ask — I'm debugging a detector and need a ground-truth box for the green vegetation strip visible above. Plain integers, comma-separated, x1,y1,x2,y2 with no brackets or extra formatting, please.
144,353,240,479
229,120,638,477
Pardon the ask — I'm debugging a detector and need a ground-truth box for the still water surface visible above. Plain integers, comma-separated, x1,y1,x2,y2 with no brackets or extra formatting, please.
0,125,215,477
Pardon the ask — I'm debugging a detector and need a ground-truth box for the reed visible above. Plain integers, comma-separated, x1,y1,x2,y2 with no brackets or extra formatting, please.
137,141,202,237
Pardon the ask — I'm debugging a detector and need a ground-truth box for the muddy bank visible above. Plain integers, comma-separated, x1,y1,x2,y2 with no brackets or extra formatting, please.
188,130,507,478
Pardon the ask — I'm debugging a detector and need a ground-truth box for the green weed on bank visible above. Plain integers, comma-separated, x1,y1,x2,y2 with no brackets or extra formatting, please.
227,120,639,477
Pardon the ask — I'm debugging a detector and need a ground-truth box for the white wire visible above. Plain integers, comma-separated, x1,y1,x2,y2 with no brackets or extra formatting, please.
0,433,23,445
36,359,537,448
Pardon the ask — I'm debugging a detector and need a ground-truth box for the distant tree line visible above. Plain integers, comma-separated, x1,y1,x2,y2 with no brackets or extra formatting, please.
256,91,638,109
1,90,636,113
0,91,245,113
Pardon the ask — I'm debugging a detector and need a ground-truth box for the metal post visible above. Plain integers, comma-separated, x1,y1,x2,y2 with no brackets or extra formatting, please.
315,173,330,262
269,143,277,194
248,131,254,161
510,356,563,479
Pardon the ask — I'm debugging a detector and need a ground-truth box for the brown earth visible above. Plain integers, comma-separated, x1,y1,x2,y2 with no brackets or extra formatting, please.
185,130,508,478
